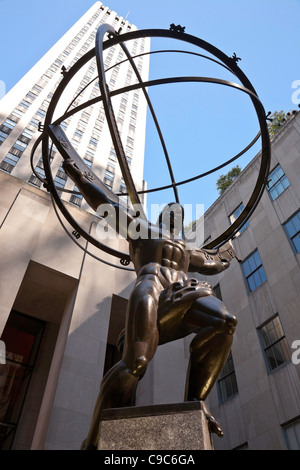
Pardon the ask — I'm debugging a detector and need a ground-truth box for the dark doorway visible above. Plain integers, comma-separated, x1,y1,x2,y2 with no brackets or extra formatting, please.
0,311,45,449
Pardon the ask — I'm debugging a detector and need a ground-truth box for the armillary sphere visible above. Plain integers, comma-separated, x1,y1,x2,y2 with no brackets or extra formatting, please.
30,24,271,270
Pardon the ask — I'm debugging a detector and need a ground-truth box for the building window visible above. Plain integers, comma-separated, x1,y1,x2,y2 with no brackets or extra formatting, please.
21,128,35,140
106,163,115,174
74,129,84,140
83,158,93,168
70,189,83,207
54,166,67,191
119,180,127,194
104,179,113,188
29,118,40,128
213,283,222,300
89,137,98,148
0,148,23,173
217,351,238,402
242,250,267,292
267,164,290,201
258,315,290,371
32,84,43,94
28,158,46,187
0,119,16,141
19,99,31,110
125,145,133,158
11,108,23,120
0,130,8,145
26,91,38,101
36,108,46,118
283,210,300,254
85,149,95,159
60,121,69,130
105,169,114,179
12,140,27,152
104,170,114,188
117,117,124,132
229,203,249,235
109,148,117,161
282,417,300,450
28,174,42,188
0,154,17,173
126,136,134,148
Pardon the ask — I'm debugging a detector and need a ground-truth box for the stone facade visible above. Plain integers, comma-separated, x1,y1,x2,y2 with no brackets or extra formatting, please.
191,111,300,450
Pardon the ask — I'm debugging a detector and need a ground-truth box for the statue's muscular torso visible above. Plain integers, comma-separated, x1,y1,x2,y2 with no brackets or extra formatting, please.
129,237,190,288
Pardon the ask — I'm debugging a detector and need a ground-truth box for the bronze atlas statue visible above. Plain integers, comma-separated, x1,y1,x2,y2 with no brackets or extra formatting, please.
32,23,271,449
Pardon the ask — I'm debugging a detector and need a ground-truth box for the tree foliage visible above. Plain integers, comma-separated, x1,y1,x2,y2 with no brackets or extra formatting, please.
216,165,242,195
184,219,196,233
267,110,287,137
215,110,295,195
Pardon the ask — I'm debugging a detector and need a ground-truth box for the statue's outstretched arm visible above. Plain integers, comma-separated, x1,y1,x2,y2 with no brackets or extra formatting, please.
188,241,237,275
62,158,117,211
48,124,135,238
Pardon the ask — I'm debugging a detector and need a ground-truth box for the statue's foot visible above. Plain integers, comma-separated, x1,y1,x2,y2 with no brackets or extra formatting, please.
200,400,224,438
80,438,97,450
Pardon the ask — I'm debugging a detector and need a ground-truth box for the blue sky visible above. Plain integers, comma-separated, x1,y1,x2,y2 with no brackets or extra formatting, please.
1,0,300,223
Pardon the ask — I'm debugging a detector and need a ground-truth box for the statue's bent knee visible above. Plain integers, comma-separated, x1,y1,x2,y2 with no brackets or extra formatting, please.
131,356,149,377
225,313,237,334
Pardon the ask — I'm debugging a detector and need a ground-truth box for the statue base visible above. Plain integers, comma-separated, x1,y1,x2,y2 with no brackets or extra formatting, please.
98,401,213,450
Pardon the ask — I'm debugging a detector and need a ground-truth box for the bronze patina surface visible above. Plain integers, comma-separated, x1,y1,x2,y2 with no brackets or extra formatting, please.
37,23,271,449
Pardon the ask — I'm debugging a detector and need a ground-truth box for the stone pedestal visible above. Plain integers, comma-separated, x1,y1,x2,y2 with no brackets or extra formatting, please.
98,401,213,450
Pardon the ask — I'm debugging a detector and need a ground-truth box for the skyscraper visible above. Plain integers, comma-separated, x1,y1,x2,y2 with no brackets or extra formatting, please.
0,1,150,208
0,2,151,450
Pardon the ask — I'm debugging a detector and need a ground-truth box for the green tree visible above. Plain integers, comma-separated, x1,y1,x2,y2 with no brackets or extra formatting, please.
267,110,287,137
184,219,196,233
216,165,242,195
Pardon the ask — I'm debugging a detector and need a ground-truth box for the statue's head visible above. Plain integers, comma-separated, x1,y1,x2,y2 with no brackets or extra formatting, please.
157,202,184,235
